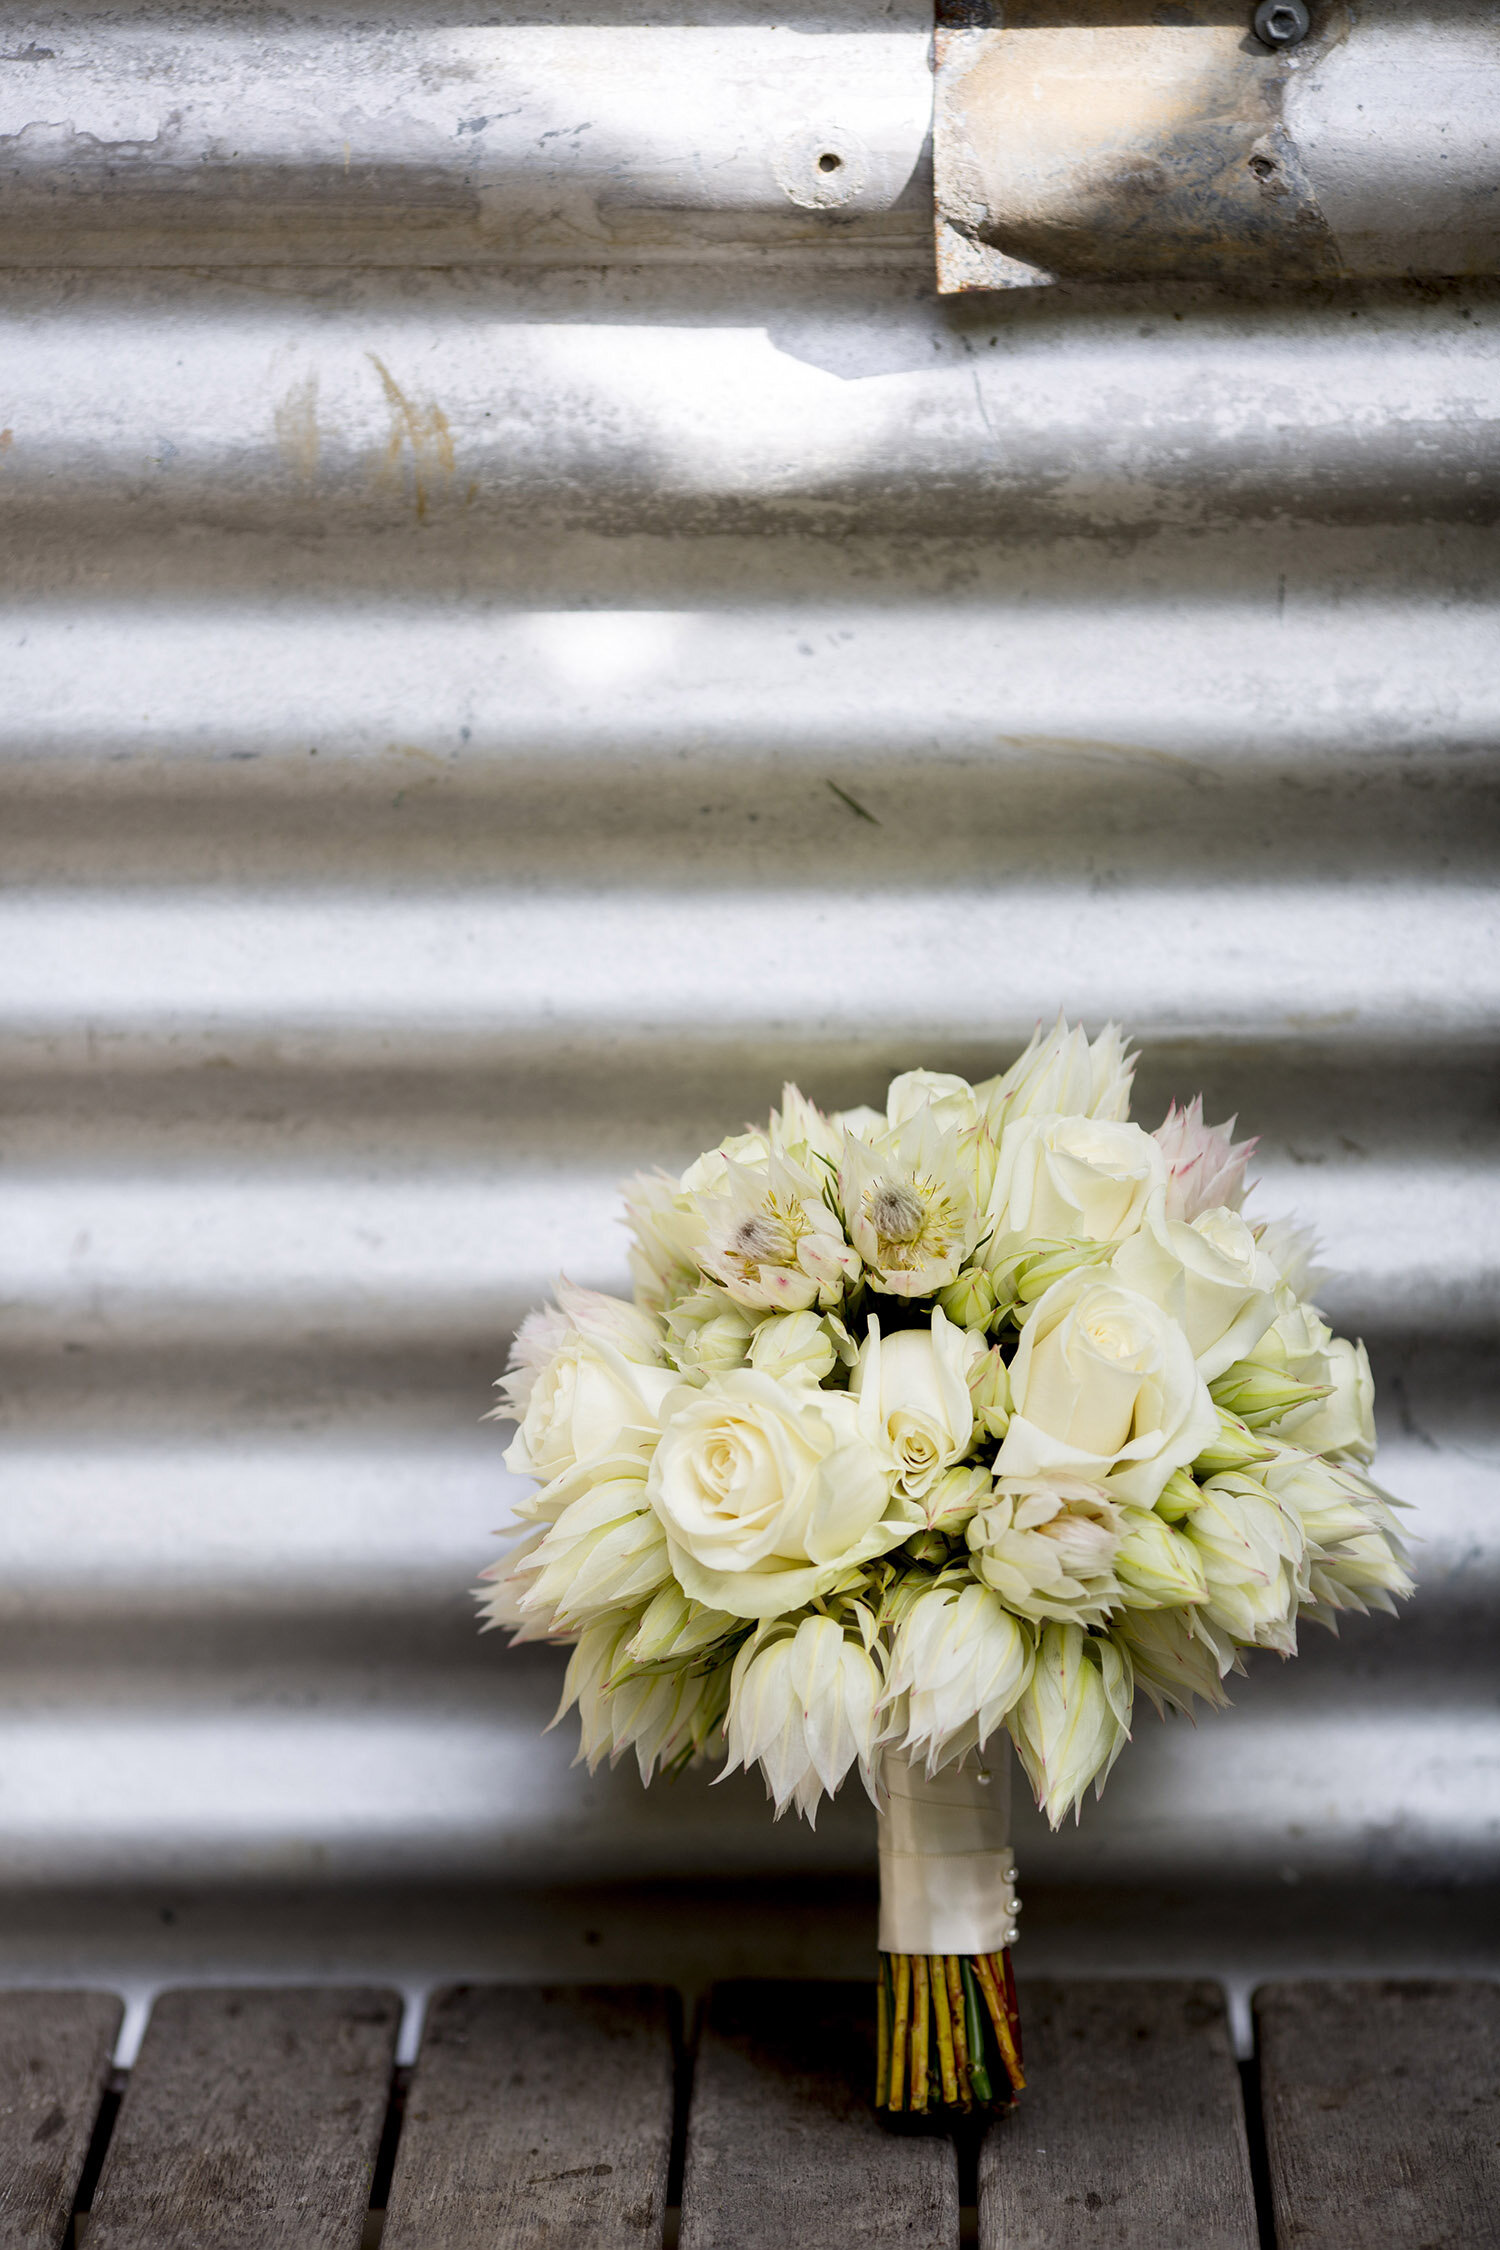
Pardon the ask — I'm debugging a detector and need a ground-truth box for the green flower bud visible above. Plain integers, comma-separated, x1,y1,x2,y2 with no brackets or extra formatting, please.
1186,1471,1303,1650
1117,1608,1230,1719
903,1529,957,1565
1209,1360,1330,1430
1114,1507,1209,1609
937,1266,998,1330
625,1584,740,1667
1193,1406,1275,1476
926,1463,993,1534
967,1345,1013,1439
1155,1466,1206,1522
1011,1238,1114,1306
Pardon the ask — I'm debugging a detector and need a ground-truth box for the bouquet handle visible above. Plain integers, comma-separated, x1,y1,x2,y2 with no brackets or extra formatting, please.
875,1752,1025,2119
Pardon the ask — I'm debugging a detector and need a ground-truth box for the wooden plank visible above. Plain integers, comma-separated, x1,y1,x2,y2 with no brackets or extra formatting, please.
979,1980,1258,2250
1256,1978,1500,2249
0,1989,123,2250
85,1986,400,2250
680,1980,958,2250
380,1983,674,2250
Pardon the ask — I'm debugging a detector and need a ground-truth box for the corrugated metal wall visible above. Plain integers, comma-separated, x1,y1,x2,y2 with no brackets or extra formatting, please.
2,1,1497,1980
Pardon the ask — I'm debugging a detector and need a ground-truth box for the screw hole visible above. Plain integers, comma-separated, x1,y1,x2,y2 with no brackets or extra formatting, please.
816,151,842,174
1249,153,1278,179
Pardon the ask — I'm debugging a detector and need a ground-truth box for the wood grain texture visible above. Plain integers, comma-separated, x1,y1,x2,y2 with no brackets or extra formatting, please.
1256,1978,1500,2249
380,1983,674,2250
85,1986,400,2250
979,1980,1258,2250
0,1989,122,2250
680,1980,958,2250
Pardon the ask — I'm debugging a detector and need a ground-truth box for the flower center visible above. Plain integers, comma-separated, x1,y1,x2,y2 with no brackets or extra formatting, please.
868,1182,926,1243
731,1213,794,1265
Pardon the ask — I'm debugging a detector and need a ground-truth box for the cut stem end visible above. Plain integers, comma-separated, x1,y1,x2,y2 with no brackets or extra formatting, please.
875,1948,1023,2120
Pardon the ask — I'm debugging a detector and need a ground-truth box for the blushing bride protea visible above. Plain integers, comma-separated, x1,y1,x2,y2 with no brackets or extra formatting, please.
478,1018,1411,2122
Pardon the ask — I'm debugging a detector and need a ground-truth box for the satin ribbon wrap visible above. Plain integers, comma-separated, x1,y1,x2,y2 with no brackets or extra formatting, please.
876,1751,1020,1956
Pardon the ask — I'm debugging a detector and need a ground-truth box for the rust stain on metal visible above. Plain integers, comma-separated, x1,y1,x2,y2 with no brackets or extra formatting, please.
367,351,455,519
273,371,320,485
935,1,1345,293
994,729,1205,774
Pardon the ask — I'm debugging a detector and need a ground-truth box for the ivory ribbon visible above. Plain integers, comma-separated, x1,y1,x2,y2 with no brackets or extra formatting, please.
876,1750,1020,1956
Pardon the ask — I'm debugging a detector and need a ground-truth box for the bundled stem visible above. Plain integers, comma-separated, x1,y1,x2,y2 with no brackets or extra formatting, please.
875,1950,1024,2119
889,1951,911,2114
910,1956,931,2114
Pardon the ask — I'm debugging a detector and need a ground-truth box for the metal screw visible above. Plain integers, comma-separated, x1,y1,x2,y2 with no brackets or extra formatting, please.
1254,0,1310,45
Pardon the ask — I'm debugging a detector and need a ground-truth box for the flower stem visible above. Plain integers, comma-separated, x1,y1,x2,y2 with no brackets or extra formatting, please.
960,1956,993,2107
888,1952,910,2113
876,1952,890,2107
910,1955,931,2112
929,1955,959,2109
943,1954,973,2110
974,1951,1026,2093
876,1951,1019,2117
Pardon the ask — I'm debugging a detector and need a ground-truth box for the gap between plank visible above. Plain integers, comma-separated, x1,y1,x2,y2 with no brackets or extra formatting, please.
360,2063,411,2250
1238,2055,1279,2250
956,2117,982,2249
67,2066,126,2250
663,1988,701,2250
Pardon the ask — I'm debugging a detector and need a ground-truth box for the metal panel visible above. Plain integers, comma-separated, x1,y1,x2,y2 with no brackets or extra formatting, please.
934,0,1500,293
0,10,935,265
0,5,1497,1944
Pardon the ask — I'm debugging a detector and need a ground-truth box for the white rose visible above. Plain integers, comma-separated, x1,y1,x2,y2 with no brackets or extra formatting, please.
853,1308,982,1503
748,1310,842,1384
670,1302,760,1377
505,1335,677,1481
1112,1195,1277,1380
885,1068,981,1134
996,1270,1218,1507
985,1114,1166,1252
646,1369,905,1619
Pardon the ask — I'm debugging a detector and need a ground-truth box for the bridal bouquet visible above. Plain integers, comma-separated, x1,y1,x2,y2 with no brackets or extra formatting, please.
479,1019,1410,2120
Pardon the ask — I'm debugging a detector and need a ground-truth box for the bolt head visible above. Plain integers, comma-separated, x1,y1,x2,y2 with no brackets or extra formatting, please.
1254,0,1311,45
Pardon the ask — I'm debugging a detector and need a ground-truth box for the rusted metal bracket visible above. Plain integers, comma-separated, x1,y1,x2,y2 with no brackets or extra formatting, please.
933,1,1498,293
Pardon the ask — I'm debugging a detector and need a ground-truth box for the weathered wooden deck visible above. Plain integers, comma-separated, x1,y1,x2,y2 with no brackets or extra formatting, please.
2,1979,1496,2249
